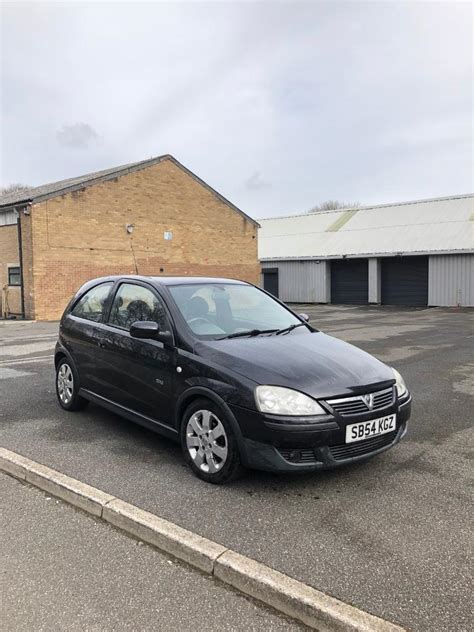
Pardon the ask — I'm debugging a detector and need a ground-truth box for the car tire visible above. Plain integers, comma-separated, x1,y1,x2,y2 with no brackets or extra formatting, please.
181,398,244,484
56,357,89,412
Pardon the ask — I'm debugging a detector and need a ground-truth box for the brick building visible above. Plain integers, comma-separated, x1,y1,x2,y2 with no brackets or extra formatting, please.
0,155,259,320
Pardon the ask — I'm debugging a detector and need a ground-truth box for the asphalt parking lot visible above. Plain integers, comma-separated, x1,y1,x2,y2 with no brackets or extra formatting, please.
1,305,473,631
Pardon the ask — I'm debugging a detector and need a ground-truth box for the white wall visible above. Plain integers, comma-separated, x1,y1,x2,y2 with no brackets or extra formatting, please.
261,260,330,303
368,258,381,303
428,254,474,306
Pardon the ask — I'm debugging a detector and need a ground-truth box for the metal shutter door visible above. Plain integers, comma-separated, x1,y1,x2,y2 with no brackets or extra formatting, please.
330,259,368,304
263,268,279,298
381,256,428,306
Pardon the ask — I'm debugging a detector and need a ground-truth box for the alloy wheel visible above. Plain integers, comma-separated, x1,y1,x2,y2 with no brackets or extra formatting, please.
185,409,228,474
57,363,74,405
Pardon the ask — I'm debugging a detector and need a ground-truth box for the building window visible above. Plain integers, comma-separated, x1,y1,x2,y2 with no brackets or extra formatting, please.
8,266,21,286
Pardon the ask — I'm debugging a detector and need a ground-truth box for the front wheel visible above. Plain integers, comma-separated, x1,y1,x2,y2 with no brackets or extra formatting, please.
181,398,244,484
56,358,88,411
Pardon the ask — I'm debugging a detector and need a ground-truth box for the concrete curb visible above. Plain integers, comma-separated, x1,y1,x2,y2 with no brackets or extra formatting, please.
27,462,115,517
214,550,400,632
0,447,114,516
103,498,226,574
0,320,37,325
0,447,405,632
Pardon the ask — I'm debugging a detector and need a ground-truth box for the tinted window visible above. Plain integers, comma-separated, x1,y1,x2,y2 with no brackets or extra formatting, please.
169,283,301,339
72,283,113,322
108,283,169,331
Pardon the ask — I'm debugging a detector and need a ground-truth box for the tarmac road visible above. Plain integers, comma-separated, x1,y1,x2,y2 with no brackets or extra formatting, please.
1,305,473,631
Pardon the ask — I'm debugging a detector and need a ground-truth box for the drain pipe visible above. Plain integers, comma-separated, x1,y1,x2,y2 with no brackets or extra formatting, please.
16,207,26,319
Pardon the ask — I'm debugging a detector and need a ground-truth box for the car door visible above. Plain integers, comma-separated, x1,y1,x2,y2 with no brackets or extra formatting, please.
93,281,177,425
61,281,114,392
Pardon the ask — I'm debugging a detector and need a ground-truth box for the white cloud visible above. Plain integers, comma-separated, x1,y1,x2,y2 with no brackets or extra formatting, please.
57,123,100,149
0,1,472,217
245,171,272,191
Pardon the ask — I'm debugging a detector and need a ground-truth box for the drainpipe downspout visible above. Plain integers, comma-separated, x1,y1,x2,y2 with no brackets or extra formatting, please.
16,207,26,319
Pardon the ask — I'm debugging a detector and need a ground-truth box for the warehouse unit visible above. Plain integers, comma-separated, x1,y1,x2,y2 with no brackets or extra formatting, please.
259,194,473,307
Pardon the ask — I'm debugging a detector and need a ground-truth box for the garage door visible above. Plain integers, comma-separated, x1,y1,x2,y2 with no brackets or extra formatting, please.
381,256,428,306
331,259,368,304
262,268,279,298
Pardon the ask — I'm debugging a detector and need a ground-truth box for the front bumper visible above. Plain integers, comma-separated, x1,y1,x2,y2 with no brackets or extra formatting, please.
232,394,412,472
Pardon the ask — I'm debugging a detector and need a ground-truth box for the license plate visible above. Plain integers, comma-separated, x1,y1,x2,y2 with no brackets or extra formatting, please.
345,415,396,444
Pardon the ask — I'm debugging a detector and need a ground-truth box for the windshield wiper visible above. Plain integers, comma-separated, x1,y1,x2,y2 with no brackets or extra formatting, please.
275,322,307,336
219,328,279,340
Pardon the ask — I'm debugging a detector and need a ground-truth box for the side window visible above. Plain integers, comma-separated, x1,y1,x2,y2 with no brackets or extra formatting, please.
71,283,113,322
108,283,169,331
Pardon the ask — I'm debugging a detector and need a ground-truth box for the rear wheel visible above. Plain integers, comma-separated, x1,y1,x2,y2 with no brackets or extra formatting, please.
181,398,244,484
56,358,88,411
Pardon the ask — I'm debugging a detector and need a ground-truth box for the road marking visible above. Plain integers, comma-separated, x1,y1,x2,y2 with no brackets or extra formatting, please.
0,368,31,379
0,355,54,367
0,342,55,357
0,333,58,341
0,448,405,632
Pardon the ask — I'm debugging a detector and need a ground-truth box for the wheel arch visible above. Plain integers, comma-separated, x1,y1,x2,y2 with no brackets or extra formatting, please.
54,347,76,370
54,351,67,368
175,386,248,462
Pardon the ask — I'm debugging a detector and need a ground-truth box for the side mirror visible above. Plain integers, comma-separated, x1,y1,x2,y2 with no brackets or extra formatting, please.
130,321,174,346
298,313,310,322
130,321,159,339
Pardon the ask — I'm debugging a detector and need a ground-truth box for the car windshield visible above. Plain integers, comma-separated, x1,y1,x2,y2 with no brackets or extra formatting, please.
168,283,303,339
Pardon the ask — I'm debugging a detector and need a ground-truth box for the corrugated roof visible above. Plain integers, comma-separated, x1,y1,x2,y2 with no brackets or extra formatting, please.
258,194,474,259
0,155,259,226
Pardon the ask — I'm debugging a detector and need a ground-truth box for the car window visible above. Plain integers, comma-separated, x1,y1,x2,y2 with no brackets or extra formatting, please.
71,282,113,322
169,283,301,339
108,283,169,331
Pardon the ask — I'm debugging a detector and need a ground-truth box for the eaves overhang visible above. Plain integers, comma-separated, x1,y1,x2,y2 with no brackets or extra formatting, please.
260,248,474,261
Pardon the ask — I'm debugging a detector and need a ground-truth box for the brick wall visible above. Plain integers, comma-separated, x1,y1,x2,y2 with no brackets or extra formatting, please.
28,159,259,320
0,223,21,316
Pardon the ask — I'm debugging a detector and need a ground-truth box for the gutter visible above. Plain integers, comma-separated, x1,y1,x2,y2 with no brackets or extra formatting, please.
259,249,474,261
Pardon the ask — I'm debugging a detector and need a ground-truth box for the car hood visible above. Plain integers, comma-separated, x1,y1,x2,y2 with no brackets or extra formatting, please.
197,331,394,399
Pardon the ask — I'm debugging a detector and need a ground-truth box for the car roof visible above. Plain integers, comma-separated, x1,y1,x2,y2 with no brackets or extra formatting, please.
85,275,250,288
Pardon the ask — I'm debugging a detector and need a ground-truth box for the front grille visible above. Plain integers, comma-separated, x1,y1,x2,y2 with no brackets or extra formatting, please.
325,386,394,416
278,448,318,464
329,430,397,461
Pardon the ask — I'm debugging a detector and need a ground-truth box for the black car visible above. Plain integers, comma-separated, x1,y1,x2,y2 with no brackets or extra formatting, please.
55,275,411,484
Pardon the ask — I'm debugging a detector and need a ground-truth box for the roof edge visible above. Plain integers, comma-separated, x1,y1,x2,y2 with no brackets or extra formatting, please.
260,249,474,260
257,193,474,222
0,155,170,209
0,155,259,227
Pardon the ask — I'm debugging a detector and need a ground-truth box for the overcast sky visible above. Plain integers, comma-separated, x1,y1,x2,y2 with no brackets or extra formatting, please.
1,1,472,218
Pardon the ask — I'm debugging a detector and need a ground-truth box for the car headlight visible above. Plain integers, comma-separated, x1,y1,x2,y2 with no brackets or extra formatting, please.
255,385,326,416
392,368,407,398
